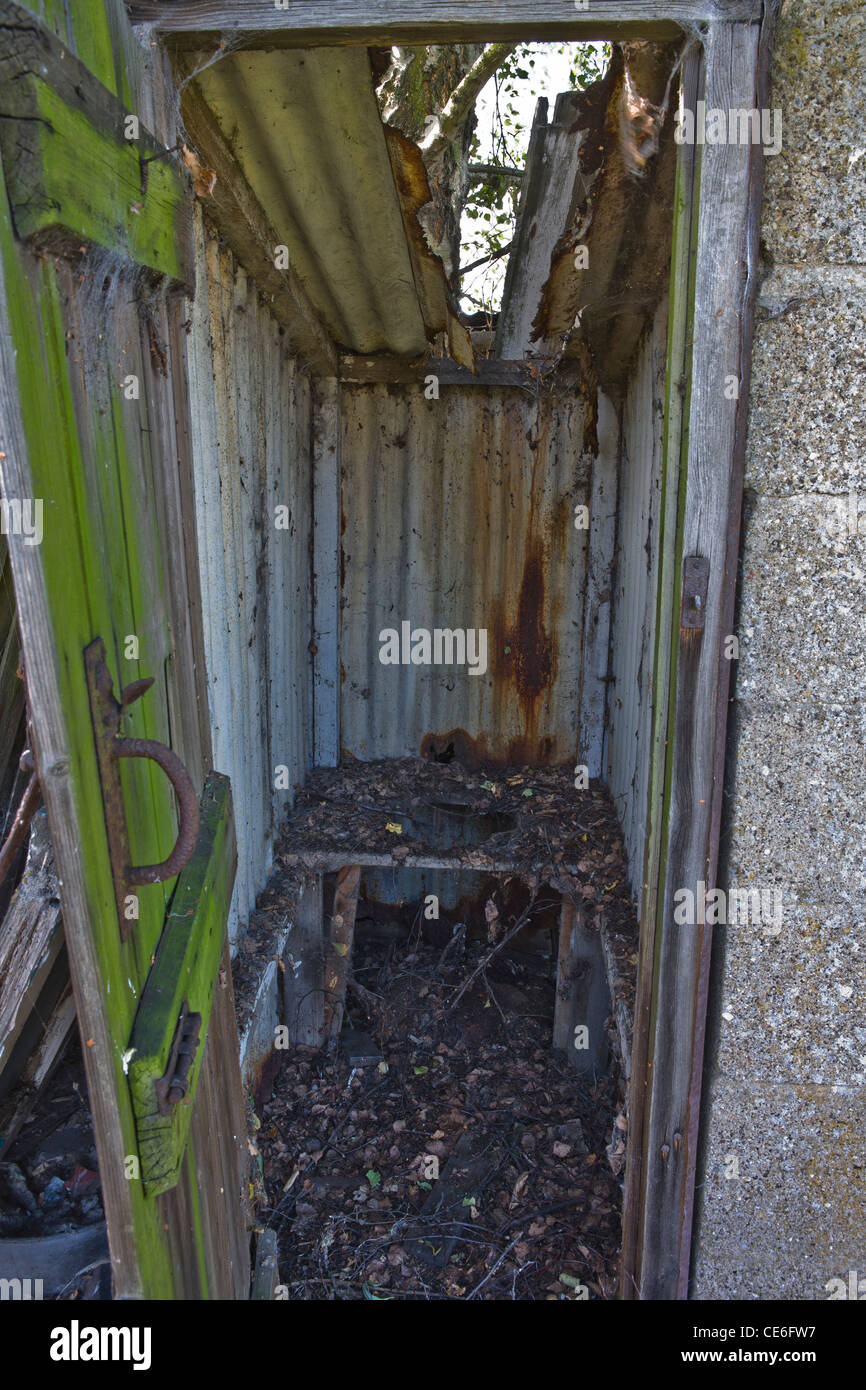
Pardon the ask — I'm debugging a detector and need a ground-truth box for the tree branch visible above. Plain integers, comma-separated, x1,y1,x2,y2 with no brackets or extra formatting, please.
420,43,517,158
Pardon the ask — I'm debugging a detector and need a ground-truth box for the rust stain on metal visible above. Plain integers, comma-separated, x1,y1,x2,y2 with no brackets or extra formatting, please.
419,728,558,770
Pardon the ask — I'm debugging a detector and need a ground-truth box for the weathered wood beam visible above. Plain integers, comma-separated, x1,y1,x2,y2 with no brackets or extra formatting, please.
322,864,361,1045
283,872,325,1047
127,772,237,1196
633,18,766,1302
553,897,610,1074
339,354,580,389
0,1,193,285
179,78,337,375
128,2,762,46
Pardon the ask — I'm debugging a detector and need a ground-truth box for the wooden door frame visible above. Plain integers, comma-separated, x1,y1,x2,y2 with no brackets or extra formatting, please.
131,0,774,1302
0,0,773,1298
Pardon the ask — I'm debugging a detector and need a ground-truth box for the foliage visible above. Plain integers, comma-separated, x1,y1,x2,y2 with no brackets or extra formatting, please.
460,42,610,317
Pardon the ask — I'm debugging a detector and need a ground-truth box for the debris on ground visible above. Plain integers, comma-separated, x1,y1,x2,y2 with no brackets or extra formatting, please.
256,924,625,1300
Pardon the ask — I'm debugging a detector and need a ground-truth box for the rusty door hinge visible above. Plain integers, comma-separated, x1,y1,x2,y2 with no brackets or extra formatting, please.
84,637,200,939
681,555,710,630
154,1001,202,1116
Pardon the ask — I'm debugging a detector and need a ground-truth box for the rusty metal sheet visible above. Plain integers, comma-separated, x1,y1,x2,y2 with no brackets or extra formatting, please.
339,382,590,766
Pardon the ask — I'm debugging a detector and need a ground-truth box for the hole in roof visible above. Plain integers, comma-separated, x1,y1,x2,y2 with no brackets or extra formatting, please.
458,42,611,332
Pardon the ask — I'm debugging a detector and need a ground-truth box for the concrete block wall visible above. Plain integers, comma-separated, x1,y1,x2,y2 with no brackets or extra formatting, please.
692,0,866,1299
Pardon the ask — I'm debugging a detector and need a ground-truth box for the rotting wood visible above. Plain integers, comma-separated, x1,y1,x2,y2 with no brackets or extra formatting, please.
128,1,762,46
0,983,76,1153
283,873,326,1048
178,78,337,375
553,897,610,1075
322,864,361,1045
0,821,63,1091
0,1,193,286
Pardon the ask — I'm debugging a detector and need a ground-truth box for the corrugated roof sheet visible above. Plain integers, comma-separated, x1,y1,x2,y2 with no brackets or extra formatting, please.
192,46,428,355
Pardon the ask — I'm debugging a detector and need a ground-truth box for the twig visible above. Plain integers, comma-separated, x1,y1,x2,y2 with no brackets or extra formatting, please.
444,894,540,1013
466,1233,524,1299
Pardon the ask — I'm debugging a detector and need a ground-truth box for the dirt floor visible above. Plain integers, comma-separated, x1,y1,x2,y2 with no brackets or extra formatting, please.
256,920,627,1301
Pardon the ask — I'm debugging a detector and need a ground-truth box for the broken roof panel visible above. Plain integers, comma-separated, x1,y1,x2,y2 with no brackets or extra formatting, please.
191,46,429,355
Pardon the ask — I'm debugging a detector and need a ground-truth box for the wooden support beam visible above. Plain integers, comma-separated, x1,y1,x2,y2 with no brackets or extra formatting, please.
323,864,361,1045
283,872,325,1047
179,79,337,375
339,354,581,390
553,897,610,1075
129,1,762,46
0,1,193,285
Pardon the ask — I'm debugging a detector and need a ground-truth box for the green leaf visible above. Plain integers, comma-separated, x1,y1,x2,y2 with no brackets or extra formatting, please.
366,1169,381,1187
413,1065,428,1075
418,1181,432,1191
332,941,348,956
362,1281,391,1301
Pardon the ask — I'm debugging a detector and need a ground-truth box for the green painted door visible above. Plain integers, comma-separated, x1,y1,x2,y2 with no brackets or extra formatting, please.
0,0,250,1298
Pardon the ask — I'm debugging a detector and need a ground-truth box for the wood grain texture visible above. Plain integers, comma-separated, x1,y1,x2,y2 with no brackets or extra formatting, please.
284,873,325,1047
128,1,761,44
0,2,193,286
633,22,762,1301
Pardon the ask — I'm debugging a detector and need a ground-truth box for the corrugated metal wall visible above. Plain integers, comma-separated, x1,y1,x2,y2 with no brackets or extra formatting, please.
339,383,589,766
186,211,314,941
606,299,669,901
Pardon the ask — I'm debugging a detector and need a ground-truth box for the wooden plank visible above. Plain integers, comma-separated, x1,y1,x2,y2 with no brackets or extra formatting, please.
0,828,63,1089
179,78,336,375
322,864,361,1044
281,848,590,877
339,355,581,389
578,391,618,777
0,2,193,286
127,773,236,1196
0,983,76,1152
128,1,762,44
283,872,325,1047
633,22,763,1301
251,1227,280,1299
312,379,341,768
552,897,609,1074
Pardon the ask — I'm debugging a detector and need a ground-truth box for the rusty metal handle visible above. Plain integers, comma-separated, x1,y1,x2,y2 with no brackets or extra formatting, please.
114,738,200,885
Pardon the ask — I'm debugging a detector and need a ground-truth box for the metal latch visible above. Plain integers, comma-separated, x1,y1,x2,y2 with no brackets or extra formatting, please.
84,637,200,939
681,556,710,630
154,1002,202,1116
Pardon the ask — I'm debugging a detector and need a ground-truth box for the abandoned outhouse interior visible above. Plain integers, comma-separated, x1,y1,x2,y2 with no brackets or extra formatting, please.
0,0,783,1303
